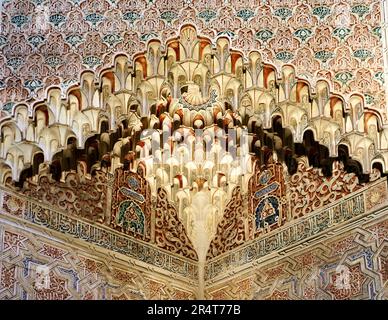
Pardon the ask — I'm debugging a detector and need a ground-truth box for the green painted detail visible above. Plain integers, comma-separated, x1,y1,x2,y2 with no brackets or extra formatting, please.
335,72,353,85
351,5,369,18
372,27,381,39
274,8,292,20
197,10,217,23
123,11,141,24
275,51,294,62
364,94,374,105
83,55,102,68
160,11,178,24
333,27,351,41
237,9,255,21
374,72,384,84
353,49,372,61
294,28,312,42
312,6,330,20
46,56,62,67
314,50,333,62
256,29,273,42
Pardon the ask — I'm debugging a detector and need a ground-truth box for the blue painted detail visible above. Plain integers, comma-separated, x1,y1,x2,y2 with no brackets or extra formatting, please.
0,35,6,46
45,56,62,67
140,33,158,41
353,49,372,61
294,28,312,42
258,170,273,185
22,258,43,277
11,15,29,27
314,50,333,62
119,187,145,203
256,29,273,42
254,182,279,198
59,268,79,290
160,11,178,24
350,248,373,269
7,57,24,69
275,51,294,62
368,281,377,300
127,177,140,190
103,34,122,46
274,8,292,20
312,6,331,20
83,55,101,68
255,196,280,229
217,30,235,40
237,9,255,21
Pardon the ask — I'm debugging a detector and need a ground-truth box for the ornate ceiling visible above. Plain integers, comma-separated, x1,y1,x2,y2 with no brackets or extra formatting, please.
0,0,386,118
0,0,387,300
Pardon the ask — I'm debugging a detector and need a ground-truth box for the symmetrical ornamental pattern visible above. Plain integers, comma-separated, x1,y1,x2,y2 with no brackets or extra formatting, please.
23,169,108,222
206,156,375,260
288,157,362,218
249,160,287,233
0,5,387,299
111,168,151,239
0,187,199,279
205,216,388,300
155,188,198,261
0,223,197,300
206,187,245,259
0,0,385,119
205,178,387,279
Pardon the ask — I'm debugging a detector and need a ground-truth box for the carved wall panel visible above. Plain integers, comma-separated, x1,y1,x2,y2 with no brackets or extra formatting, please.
206,187,245,259
205,215,388,300
249,160,287,235
288,157,363,218
110,168,151,240
206,156,372,260
23,170,108,222
0,222,197,300
155,188,198,261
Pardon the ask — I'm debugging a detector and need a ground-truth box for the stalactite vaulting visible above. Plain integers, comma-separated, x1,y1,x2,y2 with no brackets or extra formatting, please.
0,7,387,300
